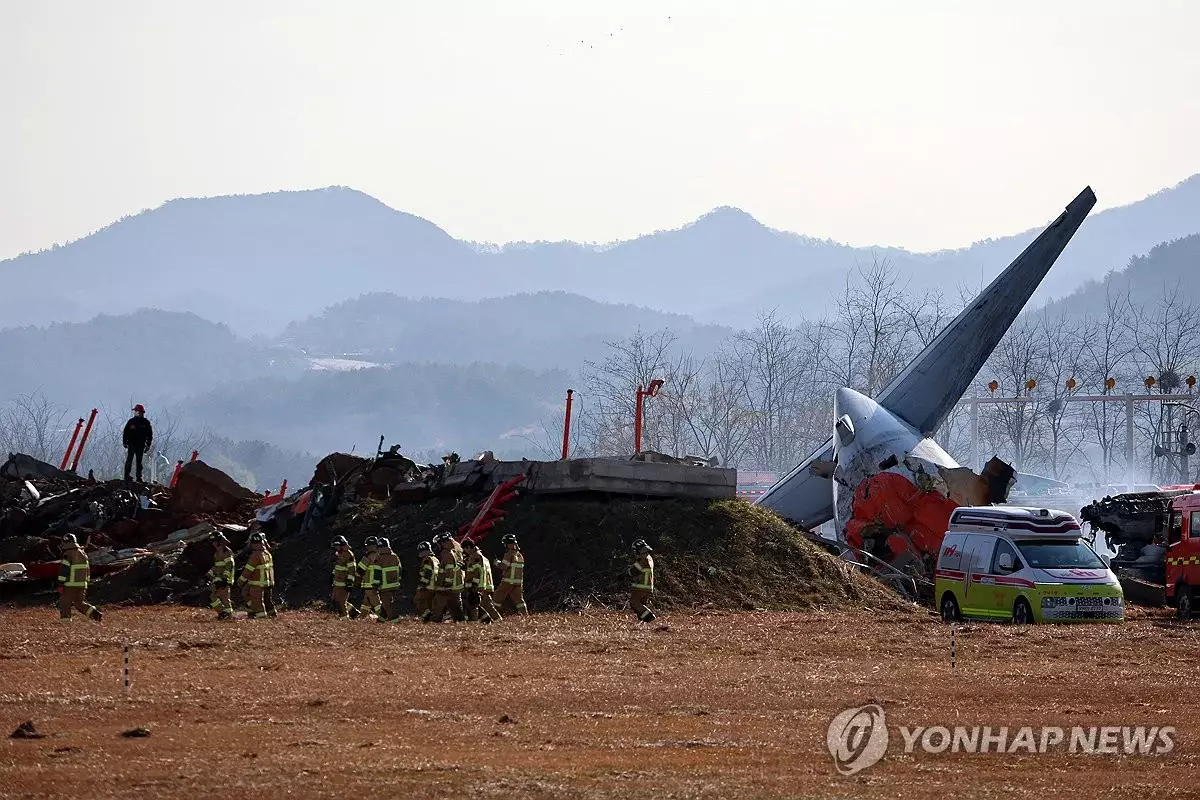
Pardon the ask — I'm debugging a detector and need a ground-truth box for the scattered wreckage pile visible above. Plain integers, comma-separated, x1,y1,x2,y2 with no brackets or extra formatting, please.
1,446,909,614
1080,487,1194,606
0,453,260,604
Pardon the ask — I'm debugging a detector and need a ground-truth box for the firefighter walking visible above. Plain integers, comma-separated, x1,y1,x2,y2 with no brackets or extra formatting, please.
237,533,276,619
414,541,439,622
492,534,528,615
208,532,235,620
357,537,381,618
463,539,501,623
629,539,656,622
375,537,402,622
429,534,465,622
331,536,359,618
56,534,102,622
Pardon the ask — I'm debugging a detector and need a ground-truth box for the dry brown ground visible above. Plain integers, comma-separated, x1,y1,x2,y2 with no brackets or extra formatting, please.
1,604,1198,799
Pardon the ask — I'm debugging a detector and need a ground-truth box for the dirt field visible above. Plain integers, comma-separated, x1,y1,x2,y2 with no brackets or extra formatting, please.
2,605,1198,799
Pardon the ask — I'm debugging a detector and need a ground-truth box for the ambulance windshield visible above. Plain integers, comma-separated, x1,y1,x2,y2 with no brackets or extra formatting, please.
1016,539,1106,570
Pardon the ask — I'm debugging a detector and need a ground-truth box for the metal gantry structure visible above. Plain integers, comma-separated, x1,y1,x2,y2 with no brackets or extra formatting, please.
959,376,1200,485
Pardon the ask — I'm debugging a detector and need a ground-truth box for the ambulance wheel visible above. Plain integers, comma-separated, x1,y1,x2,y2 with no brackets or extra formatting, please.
940,593,961,623
1177,586,1194,622
1012,598,1034,625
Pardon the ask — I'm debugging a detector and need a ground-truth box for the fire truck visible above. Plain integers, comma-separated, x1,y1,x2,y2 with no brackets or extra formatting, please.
1080,484,1200,619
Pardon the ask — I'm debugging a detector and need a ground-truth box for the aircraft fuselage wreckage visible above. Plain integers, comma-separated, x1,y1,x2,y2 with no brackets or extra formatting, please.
756,188,1097,590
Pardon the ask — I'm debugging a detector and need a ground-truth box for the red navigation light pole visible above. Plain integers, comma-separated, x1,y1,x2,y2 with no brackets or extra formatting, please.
561,389,574,460
70,409,98,472
634,379,664,455
59,417,85,471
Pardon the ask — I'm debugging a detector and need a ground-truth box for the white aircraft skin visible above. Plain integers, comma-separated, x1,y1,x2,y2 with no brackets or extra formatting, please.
831,387,961,542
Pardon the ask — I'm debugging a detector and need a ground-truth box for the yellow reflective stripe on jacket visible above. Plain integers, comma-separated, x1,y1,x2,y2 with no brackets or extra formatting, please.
632,557,654,590
501,557,524,585
419,557,439,590
358,559,380,586
332,554,355,587
380,565,401,590
440,562,464,591
247,554,275,587
61,560,89,588
477,559,494,591
210,554,235,580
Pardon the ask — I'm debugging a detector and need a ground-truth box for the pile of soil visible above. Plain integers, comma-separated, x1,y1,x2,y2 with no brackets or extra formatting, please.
271,495,909,614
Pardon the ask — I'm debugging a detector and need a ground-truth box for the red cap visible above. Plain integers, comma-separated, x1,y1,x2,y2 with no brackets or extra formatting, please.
133,404,145,413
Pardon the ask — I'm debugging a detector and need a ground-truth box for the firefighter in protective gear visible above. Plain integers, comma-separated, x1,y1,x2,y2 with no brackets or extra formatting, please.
492,534,528,615
357,537,382,618
57,534,102,622
463,539,501,623
331,536,359,618
629,539,656,622
374,537,402,622
208,532,235,620
414,541,439,622
237,534,276,619
429,534,465,622
261,535,278,617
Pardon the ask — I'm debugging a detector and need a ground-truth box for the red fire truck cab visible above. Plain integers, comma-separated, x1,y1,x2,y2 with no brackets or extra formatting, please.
1166,492,1200,619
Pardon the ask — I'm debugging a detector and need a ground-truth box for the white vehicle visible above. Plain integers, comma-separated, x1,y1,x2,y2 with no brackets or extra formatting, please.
934,506,1125,624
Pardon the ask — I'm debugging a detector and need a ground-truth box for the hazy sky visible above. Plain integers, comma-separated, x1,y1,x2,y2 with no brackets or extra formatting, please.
2,1,1198,259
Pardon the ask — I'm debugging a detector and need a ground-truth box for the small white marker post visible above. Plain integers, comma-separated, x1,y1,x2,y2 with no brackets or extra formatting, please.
123,643,132,697
950,626,956,671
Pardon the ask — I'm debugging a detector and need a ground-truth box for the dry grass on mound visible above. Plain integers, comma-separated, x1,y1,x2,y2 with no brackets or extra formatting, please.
271,496,914,615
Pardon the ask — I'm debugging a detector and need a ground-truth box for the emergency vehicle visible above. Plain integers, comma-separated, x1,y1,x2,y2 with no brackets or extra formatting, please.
1163,491,1200,619
935,506,1124,625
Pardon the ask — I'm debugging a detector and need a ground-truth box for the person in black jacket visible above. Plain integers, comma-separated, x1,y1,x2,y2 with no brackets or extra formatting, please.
122,404,154,482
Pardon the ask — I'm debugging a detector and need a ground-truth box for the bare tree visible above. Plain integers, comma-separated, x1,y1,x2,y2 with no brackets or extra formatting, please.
730,311,822,471
1124,285,1200,482
981,321,1045,472
695,349,754,467
0,392,72,463
578,329,679,456
1035,311,1090,480
1078,289,1136,482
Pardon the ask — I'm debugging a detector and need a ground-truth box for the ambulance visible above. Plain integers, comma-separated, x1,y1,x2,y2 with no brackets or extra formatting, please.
935,506,1124,624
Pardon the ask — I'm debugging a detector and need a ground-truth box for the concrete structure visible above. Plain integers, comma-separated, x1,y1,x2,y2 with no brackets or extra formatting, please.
757,187,1097,530
442,457,737,500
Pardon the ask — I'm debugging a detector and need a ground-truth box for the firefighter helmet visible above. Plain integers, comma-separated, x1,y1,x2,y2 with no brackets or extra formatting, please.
61,533,78,545
365,536,378,547
461,538,477,549
632,539,652,552
211,532,229,544
501,534,518,545
416,541,432,553
378,537,391,550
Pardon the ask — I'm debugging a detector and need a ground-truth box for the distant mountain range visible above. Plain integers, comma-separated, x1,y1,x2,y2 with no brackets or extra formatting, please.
1040,232,1200,318
4,228,1199,480
0,310,300,404
0,293,708,464
278,290,733,370
4,175,1200,334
